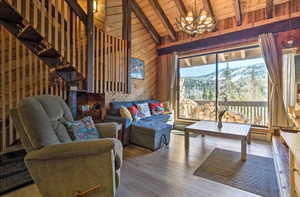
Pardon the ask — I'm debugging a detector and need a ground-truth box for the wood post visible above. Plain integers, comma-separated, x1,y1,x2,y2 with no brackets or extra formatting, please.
86,0,94,92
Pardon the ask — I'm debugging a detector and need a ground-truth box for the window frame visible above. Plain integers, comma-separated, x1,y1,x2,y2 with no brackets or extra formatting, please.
176,44,269,127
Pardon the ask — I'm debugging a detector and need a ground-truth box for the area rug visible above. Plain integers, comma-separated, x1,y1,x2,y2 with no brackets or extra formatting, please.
0,150,33,195
194,148,279,197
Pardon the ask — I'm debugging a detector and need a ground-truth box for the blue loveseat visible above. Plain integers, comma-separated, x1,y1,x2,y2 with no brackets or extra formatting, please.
105,100,174,150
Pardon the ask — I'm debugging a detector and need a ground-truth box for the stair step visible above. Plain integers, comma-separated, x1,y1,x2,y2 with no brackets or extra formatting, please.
0,0,23,24
38,47,61,58
19,38,47,54
18,25,43,42
56,67,84,82
39,56,64,67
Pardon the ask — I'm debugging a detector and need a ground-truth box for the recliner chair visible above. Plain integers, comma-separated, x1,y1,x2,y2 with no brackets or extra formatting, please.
10,95,122,197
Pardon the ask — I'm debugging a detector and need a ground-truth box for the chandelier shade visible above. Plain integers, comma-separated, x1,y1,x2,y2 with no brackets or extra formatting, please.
176,4,216,36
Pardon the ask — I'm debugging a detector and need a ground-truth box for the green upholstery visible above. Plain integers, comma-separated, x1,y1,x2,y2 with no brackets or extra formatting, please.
10,95,122,197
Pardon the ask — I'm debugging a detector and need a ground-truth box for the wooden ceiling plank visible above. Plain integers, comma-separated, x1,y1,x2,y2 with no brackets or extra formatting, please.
174,0,187,16
266,0,274,19
202,0,214,18
131,0,161,44
148,0,177,41
233,0,242,26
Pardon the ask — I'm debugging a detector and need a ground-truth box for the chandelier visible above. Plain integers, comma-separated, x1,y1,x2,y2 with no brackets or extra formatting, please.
176,1,216,36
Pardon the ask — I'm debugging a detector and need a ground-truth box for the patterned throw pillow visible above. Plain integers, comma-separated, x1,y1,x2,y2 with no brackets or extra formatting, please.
150,103,165,115
163,101,171,112
136,103,151,117
120,106,133,121
64,116,100,141
128,106,144,121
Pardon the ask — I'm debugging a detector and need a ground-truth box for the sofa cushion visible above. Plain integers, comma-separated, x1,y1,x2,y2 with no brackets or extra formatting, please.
128,106,145,121
132,118,172,137
150,102,165,115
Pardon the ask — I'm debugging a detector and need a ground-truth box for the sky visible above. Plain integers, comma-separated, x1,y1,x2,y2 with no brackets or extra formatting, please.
180,58,266,77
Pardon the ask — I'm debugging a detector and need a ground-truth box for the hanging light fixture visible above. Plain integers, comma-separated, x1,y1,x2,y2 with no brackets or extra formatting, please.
176,0,216,36
93,0,98,13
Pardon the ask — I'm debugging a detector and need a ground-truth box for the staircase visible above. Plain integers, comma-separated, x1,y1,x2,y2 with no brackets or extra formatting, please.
0,0,83,83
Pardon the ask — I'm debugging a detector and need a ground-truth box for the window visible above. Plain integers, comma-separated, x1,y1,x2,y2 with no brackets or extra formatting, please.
178,46,268,126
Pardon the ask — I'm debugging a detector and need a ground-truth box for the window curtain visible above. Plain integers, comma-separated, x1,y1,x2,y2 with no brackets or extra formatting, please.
282,52,296,110
258,33,288,128
157,52,178,110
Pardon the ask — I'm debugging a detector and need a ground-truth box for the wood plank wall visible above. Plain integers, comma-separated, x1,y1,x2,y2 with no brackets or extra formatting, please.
0,27,67,153
104,11,158,105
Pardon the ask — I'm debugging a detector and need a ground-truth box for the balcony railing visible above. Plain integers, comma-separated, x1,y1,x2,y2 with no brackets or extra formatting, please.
179,100,268,126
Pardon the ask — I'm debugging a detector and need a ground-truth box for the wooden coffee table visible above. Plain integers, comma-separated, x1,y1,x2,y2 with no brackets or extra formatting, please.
185,121,251,161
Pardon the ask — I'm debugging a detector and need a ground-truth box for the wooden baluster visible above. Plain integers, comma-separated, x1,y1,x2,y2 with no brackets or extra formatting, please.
33,0,38,29
54,0,59,50
116,39,120,92
48,0,53,43
22,44,26,98
16,0,21,14
82,22,86,79
100,31,104,93
16,39,20,102
77,17,81,74
95,27,99,93
41,0,45,37
1,27,6,151
61,0,65,57
72,12,76,71
66,6,71,62
8,34,13,144
124,40,128,93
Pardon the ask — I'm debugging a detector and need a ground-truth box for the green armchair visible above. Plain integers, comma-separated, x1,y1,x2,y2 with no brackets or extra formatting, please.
10,95,122,197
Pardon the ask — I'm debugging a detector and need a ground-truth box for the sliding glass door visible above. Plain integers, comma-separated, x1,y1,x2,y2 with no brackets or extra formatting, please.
178,46,268,126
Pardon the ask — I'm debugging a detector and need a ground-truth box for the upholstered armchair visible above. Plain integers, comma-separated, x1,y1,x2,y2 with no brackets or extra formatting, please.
10,95,122,197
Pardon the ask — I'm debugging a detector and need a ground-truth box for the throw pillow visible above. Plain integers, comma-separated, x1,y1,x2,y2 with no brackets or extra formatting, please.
64,116,101,141
128,106,144,121
136,103,151,117
120,106,133,121
150,102,165,115
163,101,171,113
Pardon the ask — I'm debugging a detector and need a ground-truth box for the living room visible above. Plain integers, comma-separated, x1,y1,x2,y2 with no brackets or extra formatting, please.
0,0,300,197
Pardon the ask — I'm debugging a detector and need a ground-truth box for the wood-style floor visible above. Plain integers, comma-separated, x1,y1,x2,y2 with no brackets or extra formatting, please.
3,132,272,197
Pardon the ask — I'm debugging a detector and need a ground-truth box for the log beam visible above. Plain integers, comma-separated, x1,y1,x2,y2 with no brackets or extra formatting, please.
65,0,87,25
266,0,274,19
174,0,187,16
148,0,177,41
233,0,242,26
131,0,161,44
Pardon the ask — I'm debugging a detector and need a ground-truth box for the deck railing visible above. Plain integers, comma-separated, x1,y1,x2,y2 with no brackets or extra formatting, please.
179,100,268,126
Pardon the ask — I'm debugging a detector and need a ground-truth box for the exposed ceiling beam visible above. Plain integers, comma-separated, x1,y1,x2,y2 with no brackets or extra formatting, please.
202,0,214,17
65,0,87,25
266,0,274,19
201,56,207,64
241,50,246,59
219,53,226,62
174,0,187,16
233,0,242,26
148,0,177,41
184,58,191,66
131,0,161,44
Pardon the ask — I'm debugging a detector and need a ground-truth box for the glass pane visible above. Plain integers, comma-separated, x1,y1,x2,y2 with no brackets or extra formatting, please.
217,47,268,126
179,54,216,120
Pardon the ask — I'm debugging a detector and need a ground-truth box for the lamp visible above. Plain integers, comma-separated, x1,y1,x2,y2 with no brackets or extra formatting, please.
93,0,98,13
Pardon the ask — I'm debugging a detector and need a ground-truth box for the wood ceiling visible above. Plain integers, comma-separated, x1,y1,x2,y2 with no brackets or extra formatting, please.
133,0,290,42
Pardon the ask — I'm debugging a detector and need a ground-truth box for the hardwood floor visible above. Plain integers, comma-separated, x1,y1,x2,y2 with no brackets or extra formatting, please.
3,132,272,197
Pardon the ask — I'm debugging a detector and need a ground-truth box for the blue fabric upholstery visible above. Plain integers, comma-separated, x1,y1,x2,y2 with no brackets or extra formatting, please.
104,115,132,129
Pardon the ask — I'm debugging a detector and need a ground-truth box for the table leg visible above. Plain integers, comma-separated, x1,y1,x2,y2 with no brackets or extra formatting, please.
241,137,247,161
247,132,251,145
185,129,189,150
